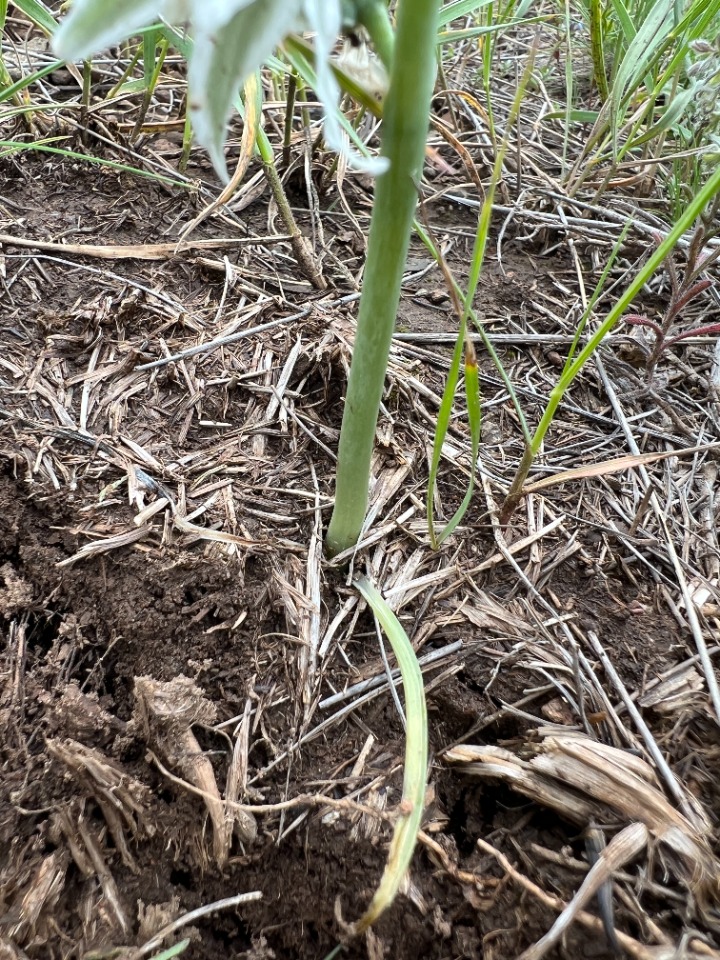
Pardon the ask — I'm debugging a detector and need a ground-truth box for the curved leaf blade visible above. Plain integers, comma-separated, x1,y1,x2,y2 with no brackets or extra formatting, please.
348,577,428,934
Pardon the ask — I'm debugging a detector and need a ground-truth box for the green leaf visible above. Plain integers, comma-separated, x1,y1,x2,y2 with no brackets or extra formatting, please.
426,322,467,549
0,59,61,103
608,0,635,45
53,0,162,60
542,109,600,123
10,0,57,35
0,138,189,187
438,0,494,27
150,940,190,960
350,577,428,934
611,0,673,121
188,0,301,179
626,84,696,147
435,341,482,547
142,26,162,88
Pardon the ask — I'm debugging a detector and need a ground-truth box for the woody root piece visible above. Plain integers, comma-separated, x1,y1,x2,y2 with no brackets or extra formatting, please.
133,676,257,866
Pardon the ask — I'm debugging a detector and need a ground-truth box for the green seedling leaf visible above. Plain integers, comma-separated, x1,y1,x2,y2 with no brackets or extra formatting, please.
438,0,494,27
0,138,189,186
438,16,547,43
150,940,190,960
156,21,192,60
433,339,482,547
611,0,673,131
142,26,162,88
651,0,720,94
501,163,720,522
54,0,161,60
427,37,536,546
624,84,696,148
427,320,467,550
113,77,148,96
11,0,57,34
0,59,62,104
608,0,635,46
348,577,428,934
543,109,600,123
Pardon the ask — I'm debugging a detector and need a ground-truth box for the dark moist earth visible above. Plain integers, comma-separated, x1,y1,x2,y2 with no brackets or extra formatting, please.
0,157,708,960
0,470,684,960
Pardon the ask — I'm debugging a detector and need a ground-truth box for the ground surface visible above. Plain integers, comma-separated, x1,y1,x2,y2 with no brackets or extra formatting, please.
2,16,720,960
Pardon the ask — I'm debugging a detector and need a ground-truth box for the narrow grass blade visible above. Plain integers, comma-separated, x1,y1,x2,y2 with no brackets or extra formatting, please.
349,577,428,934
501,163,720,522
438,0,495,25
0,60,62,104
426,319,466,549
426,38,537,547
150,941,190,960
608,0,636,46
610,0,673,139
142,27,161,89
11,0,57,34
0,139,189,187
560,222,631,378
542,109,601,124
435,339,482,547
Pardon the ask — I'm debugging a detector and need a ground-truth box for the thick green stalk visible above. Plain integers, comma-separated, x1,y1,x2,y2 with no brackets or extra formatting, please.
325,0,440,557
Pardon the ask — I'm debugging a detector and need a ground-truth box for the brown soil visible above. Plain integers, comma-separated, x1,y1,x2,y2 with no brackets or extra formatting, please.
1,136,720,960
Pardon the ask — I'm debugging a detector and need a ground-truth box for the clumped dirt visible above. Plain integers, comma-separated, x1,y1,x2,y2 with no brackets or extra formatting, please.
2,110,720,960
1,462,690,960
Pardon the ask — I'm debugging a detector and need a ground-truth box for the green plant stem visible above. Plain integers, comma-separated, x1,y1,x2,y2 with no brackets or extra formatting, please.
500,163,720,524
256,125,326,290
132,33,169,141
178,103,193,172
325,0,440,557
589,0,609,101
80,58,91,141
282,71,297,167
356,0,395,72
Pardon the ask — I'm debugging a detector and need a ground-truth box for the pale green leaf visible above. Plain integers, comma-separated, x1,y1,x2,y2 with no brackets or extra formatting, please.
11,0,57,35
350,578,427,934
150,939,190,960
53,0,162,60
188,0,301,179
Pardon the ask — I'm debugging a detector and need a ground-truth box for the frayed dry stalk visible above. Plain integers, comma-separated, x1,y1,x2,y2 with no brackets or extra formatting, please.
47,738,151,871
133,676,256,867
446,733,720,920
518,822,649,960
5,850,69,944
